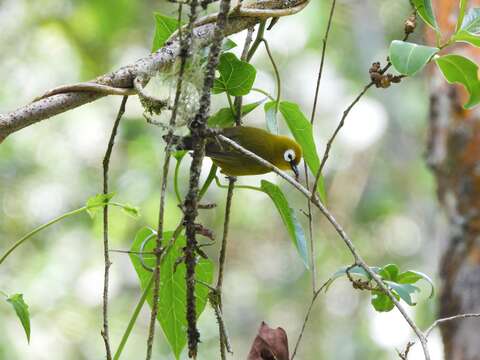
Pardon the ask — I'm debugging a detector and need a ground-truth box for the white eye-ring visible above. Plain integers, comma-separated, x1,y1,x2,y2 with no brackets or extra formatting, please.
284,149,296,162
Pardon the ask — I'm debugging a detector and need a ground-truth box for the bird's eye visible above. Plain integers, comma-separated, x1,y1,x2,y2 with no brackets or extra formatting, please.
284,149,296,162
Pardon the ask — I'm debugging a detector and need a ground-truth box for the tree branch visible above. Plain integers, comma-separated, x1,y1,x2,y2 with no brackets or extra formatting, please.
0,0,309,144
101,96,128,360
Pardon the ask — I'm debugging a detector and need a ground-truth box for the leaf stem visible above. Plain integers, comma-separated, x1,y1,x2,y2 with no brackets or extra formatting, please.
251,88,275,101
246,20,266,62
261,39,281,116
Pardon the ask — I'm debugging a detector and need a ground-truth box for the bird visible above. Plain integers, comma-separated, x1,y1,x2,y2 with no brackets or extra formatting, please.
170,126,303,178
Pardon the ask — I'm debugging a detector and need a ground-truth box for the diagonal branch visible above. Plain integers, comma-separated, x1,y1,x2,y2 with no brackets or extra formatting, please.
216,134,431,360
101,95,128,360
0,0,309,144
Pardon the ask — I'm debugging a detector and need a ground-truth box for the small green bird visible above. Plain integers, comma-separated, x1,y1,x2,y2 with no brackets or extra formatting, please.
174,126,303,178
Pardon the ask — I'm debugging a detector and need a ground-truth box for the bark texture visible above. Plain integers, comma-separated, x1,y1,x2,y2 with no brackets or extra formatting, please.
427,1,480,359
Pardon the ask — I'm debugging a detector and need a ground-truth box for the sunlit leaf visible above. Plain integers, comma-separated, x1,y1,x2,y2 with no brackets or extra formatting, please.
435,54,480,109
152,12,180,52
129,227,213,359
379,263,400,281
7,294,31,343
389,41,438,76
212,53,256,96
260,180,309,269
278,101,326,202
411,0,438,30
86,192,115,218
264,101,279,134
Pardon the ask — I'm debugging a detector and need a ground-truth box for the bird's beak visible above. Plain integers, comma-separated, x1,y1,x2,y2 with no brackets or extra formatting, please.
289,161,299,181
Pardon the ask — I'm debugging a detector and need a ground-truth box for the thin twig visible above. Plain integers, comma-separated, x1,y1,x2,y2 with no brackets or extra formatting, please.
303,0,337,291
291,280,330,359
233,27,255,126
183,0,232,357
397,313,480,359
145,3,193,360
34,82,137,102
425,313,480,338
216,177,236,359
101,95,128,360
310,25,413,198
216,134,431,359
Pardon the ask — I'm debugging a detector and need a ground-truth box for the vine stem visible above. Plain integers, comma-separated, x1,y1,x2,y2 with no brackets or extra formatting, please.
145,3,193,359
0,202,133,266
216,177,236,359
101,95,128,360
303,0,337,294
0,207,86,265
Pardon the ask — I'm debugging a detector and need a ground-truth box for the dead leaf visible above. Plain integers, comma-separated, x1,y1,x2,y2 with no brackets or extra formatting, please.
247,321,289,360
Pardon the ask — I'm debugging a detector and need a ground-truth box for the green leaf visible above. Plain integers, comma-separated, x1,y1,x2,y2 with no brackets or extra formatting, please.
173,150,188,161
86,192,115,218
454,8,480,47
213,53,256,96
152,12,180,52
260,180,309,268
456,0,469,31
7,294,31,343
208,100,264,128
385,281,420,306
278,101,326,202
461,7,480,33
389,40,439,76
264,101,279,134
379,263,400,281
120,204,141,219
371,291,395,312
435,54,480,109
129,227,213,359
411,0,439,30
453,30,480,47
222,38,237,52
397,270,435,297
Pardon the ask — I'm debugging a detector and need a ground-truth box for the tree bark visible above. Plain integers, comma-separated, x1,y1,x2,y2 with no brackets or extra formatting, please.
427,1,480,359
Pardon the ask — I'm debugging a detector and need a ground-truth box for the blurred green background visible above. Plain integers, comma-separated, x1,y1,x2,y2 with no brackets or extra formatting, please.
0,0,446,359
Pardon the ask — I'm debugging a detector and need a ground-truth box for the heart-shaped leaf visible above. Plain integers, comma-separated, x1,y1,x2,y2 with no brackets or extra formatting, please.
152,12,180,52
213,53,256,96
129,227,213,359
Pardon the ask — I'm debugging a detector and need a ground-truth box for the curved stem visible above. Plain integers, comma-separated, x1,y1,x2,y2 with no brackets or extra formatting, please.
261,39,281,114
113,275,154,360
0,206,87,266
251,88,275,101
174,157,185,204
246,20,266,62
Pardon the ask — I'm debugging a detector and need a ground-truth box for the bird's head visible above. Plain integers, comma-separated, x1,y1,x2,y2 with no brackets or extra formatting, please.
274,136,303,180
